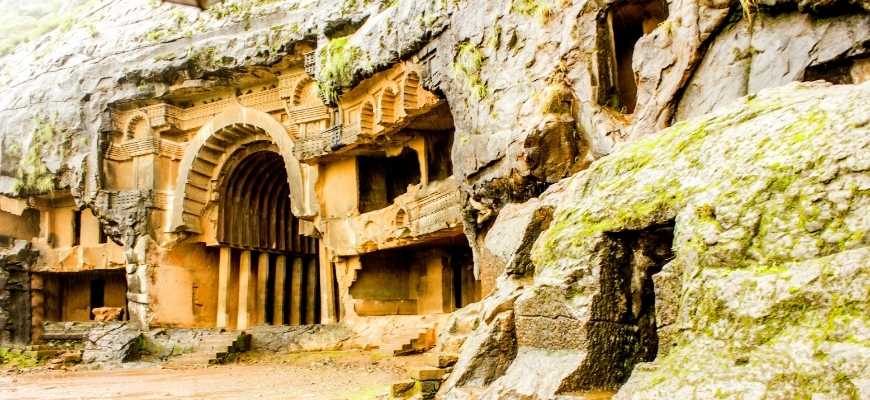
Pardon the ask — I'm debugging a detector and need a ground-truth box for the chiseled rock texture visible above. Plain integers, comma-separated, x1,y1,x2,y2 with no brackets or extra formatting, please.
247,324,354,352
440,82,870,399
0,241,37,345
82,322,144,364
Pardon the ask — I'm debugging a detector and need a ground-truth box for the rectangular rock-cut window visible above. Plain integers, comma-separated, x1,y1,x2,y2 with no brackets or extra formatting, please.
357,148,422,213
89,278,105,320
426,132,454,183
72,210,82,247
599,0,668,114
98,223,107,244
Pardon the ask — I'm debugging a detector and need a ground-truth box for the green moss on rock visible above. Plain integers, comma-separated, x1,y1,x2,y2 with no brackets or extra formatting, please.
454,42,487,100
527,82,870,399
13,117,59,195
317,36,366,106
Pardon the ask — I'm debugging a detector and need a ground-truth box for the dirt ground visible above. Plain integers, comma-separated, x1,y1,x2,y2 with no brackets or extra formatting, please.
0,350,424,400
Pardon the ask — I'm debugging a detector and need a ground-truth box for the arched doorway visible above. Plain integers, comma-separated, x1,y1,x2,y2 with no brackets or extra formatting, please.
214,143,320,330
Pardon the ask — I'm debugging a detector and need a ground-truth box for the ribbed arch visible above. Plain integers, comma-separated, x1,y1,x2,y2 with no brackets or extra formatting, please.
168,105,318,234
217,148,315,254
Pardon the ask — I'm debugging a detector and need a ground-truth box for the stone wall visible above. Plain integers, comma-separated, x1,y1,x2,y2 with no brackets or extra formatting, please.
0,241,37,345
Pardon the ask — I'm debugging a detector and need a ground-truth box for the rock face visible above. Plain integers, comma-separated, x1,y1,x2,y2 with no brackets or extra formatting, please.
247,324,354,352
440,82,870,398
0,0,868,397
0,241,37,345
81,322,143,364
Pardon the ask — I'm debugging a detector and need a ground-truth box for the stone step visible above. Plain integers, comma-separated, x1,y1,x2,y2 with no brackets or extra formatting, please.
424,353,458,369
378,325,437,357
24,349,64,360
408,366,448,381
165,331,251,368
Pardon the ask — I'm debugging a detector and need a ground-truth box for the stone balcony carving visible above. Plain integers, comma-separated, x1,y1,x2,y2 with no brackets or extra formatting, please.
113,88,286,134
304,51,317,76
325,178,463,256
293,123,361,161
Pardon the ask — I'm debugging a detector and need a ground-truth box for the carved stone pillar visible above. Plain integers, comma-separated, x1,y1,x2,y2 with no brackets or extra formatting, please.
256,252,269,325
216,246,231,329
273,255,286,325
30,274,44,344
237,250,251,330
290,257,303,325
305,257,317,324
125,235,153,330
318,242,336,324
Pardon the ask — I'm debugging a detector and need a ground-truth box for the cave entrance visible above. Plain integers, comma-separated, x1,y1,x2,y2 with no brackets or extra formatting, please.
600,0,668,113
563,221,675,392
349,237,480,316
215,146,322,330
357,147,422,214
607,222,674,363
41,270,128,322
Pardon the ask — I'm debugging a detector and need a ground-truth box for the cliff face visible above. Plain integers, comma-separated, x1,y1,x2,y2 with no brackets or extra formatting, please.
440,81,869,399
0,0,868,398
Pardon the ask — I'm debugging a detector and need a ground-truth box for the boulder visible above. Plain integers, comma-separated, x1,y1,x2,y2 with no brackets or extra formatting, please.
81,322,143,365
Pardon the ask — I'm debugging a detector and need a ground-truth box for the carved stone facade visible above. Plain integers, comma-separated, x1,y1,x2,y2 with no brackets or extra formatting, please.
0,49,481,341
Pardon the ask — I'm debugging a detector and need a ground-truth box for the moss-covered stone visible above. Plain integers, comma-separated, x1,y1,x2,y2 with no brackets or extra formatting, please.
12,117,60,195
524,82,869,399
317,36,368,105
453,42,486,100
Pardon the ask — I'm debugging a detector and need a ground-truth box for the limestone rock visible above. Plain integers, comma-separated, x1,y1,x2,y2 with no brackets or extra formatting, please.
441,82,870,398
247,324,354,352
81,322,143,364
615,247,870,399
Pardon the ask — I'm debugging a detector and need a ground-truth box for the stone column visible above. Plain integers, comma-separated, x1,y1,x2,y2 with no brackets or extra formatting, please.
30,274,44,344
237,250,251,330
305,257,317,324
256,252,269,326
216,246,231,329
273,255,286,325
318,242,337,324
215,246,232,328
290,257,303,325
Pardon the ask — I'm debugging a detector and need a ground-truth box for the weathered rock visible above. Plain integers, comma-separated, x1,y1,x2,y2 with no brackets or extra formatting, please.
81,322,143,364
91,307,123,322
139,328,215,360
439,82,870,398
616,247,870,399
0,240,37,345
675,11,870,122
247,324,354,352
438,283,519,396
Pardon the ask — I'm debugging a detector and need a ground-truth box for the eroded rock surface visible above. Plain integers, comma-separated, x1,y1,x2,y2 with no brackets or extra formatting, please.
248,324,354,352
82,322,143,364
440,82,870,398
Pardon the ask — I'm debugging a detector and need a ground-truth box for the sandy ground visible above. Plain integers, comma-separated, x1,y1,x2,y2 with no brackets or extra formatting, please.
0,350,423,400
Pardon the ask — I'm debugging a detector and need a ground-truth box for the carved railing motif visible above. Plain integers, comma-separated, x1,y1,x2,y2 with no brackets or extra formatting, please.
293,124,360,161
304,52,317,76
105,138,185,161
115,88,287,134
407,189,462,236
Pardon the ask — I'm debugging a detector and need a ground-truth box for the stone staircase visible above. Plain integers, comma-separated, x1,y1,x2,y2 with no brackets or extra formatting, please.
377,325,437,356
165,331,251,368
23,344,65,360
390,352,458,399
